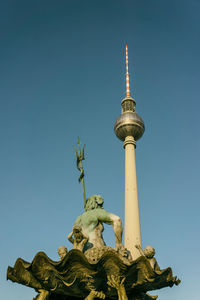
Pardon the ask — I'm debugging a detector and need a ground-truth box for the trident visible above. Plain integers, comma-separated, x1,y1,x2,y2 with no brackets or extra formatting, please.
74,138,86,210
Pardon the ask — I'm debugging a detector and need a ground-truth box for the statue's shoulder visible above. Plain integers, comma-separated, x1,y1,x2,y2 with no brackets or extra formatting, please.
93,208,111,220
75,210,96,224
84,210,99,221
75,209,111,224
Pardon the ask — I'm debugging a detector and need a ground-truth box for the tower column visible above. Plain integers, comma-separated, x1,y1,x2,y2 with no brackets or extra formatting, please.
114,45,145,260
123,136,141,259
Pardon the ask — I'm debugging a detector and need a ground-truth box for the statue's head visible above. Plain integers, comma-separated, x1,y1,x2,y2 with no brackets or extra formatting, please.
58,246,68,260
73,224,82,233
144,245,155,258
85,195,104,211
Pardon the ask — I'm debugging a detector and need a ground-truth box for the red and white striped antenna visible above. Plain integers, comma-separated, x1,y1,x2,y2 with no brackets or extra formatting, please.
125,44,131,97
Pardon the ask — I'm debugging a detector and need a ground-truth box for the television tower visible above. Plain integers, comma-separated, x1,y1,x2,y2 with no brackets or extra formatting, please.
114,45,145,259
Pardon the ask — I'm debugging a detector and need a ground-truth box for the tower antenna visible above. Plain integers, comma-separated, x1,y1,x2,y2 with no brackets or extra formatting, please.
126,44,131,97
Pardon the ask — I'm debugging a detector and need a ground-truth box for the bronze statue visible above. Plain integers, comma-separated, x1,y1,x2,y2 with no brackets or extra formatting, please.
133,244,181,288
68,225,89,251
135,245,160,271
7,140,180,300
107,275,128,300
57,246,68,260
74,194,124,252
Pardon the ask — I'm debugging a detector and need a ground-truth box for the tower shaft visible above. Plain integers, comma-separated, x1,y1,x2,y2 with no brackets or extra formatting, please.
124,136,141,258
114,45,145,259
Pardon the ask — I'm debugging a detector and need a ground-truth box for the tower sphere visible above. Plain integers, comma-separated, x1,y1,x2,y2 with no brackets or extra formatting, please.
114,97,145,142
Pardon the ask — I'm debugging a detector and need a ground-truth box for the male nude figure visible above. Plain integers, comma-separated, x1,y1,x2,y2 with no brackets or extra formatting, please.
74,195,124,251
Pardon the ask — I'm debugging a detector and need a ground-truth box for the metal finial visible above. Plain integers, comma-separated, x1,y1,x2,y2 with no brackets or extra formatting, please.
125,44,131,97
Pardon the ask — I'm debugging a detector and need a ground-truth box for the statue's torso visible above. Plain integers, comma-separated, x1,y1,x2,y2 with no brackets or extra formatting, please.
75,209,108,248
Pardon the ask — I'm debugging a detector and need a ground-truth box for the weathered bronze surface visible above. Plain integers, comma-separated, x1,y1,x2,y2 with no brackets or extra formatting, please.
74,195,124,251
7,247,180,300
7,194,180,299
7,140,180,299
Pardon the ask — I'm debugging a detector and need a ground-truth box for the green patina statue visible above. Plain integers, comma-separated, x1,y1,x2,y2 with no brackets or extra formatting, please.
74,194,124,252
73,139,125,254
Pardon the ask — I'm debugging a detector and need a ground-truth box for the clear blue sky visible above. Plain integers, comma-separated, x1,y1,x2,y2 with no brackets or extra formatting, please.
1,1,199,299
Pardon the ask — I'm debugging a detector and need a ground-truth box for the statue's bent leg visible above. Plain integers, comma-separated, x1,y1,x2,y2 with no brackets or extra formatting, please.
118,286,128,300
107,275,128,300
